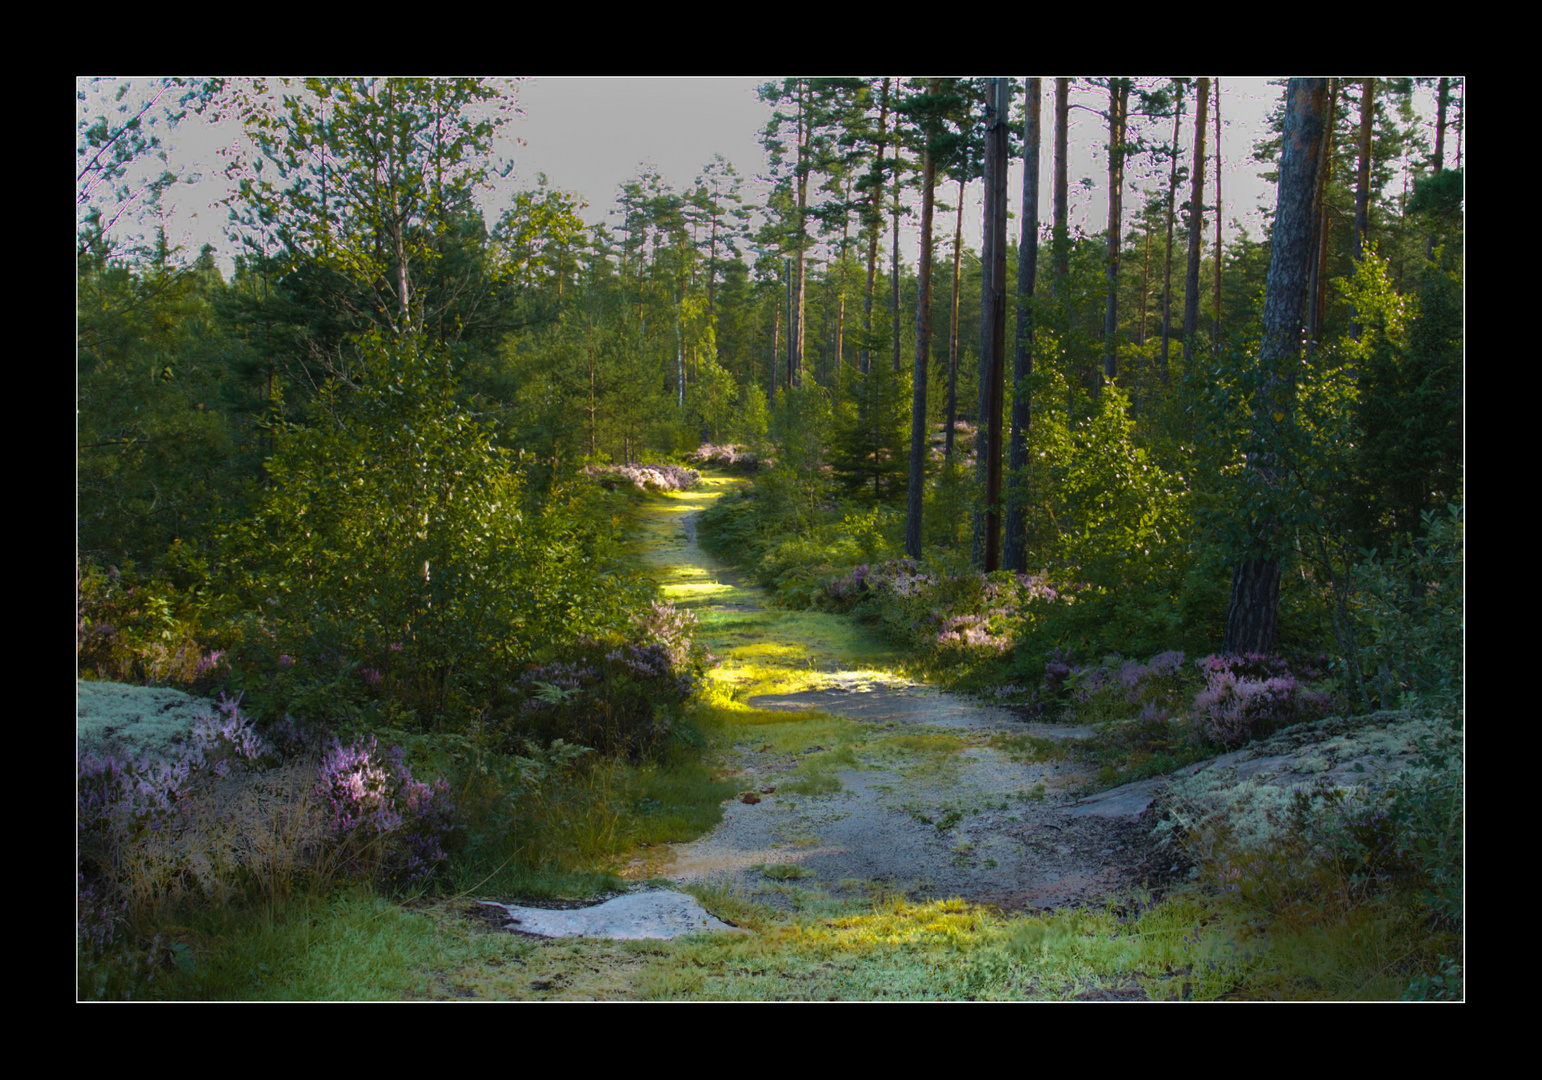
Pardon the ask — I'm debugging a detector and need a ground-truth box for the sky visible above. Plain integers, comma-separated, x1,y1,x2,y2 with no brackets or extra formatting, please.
78,77,1453,279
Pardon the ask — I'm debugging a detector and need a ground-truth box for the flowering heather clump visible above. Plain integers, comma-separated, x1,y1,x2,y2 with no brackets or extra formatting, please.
689,443,764,472
936,613,1012,653
1031,647,1193,722
630,600,703,670
78,693,454,993
79,697,290,975
1039,647,1076,702
584,462,700,492
1191,654,1341,750
314,736,454,887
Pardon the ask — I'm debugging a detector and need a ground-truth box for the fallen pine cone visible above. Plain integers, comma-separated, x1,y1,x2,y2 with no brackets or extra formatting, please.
741,793,761,804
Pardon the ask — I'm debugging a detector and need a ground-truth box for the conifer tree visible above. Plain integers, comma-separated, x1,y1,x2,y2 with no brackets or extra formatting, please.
1222,77,1328,655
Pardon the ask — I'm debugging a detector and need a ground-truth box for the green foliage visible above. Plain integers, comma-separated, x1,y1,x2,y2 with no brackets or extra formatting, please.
1356,503,1464,713
77,561,226,691
762,382,834,536
828,359,910,504
1032,385,1192,657
217,330,645,727
77,251,260,572
1347,252,1463,553
734,381,771,448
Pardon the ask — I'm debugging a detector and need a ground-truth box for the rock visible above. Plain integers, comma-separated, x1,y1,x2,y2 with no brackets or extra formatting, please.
77,680,214,763
1068,777,1164,819
478,890,748,940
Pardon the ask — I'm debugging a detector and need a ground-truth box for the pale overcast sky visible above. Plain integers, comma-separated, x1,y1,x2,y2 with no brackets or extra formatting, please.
79,77,1451,278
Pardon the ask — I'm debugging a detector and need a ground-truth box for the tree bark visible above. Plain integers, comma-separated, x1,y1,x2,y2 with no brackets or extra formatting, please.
892,116,903,374
861,78,890,376
906,94,938,560
1055,78,1072,425
1221,78,1327,656
975,78,1011,571
785,257,793,388
1213,77,1223,352
794,79,809,386
1004,78,1041,575
1102,79,1129,388
1054,78,1069,288
1181,77,1209,371
945,172,965,458
1307,79,1338,348
1350,77,1375,339
1160,80,1183,384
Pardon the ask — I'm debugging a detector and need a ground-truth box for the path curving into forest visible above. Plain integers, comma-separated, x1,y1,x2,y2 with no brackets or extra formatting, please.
628,474,1168,913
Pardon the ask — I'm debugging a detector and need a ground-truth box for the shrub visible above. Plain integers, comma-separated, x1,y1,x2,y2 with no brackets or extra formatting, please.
688,443,763,473
498,601,713,760
314,736,455,888
217,331,649,727
1190,654,1341,750
78,696,454,998
1356,503,1463,714
78,696,294,993
77,561,229,693
584,462,700,492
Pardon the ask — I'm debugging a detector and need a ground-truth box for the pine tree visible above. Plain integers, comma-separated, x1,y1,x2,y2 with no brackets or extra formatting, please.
1222,78,1328,655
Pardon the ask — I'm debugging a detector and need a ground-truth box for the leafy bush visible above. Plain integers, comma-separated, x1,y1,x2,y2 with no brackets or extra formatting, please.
77,561,229,693
497,601,714,759
1356,503,1463,714
216,330,648,727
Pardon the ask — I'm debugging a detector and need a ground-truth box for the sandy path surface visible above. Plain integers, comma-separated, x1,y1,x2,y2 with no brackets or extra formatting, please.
632,479,1166,913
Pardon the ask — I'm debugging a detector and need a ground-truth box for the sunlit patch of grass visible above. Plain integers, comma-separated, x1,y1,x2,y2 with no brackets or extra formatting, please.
679,878,778,931
876,733,967,758
758,862,815,881
706,707,867,755
989,731,1075,764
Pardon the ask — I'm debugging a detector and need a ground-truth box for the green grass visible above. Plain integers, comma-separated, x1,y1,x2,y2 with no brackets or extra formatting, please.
134,867,1454,1001
989,731,1074,764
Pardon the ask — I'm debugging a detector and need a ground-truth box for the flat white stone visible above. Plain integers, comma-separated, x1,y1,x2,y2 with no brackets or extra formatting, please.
478,890,748,940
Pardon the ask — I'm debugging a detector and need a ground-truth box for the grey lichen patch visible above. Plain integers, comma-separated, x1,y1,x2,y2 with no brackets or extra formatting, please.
1152,710,1448,854
77,679,216,762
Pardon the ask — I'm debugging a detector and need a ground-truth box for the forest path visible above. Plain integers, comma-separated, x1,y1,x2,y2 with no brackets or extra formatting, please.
627,475,1161,913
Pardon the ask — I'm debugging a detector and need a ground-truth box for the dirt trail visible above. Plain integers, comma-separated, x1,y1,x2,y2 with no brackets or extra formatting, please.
632,477,1164,913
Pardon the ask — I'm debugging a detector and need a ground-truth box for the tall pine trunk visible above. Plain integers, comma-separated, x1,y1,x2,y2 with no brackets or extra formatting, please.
892,119,902,374
1213,78,1223,352
861,78,890,376
946,172,965,458
1350,78,1375,339
974,78,1011,571
792,79,808,386
1160,80,1183,384
1307,79,1338,348
1222,78,1327,656
1102,79,1129,388
906,94,938,560
1181,77,1209,371
1004,78,1041,574
1055,78,1071,424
